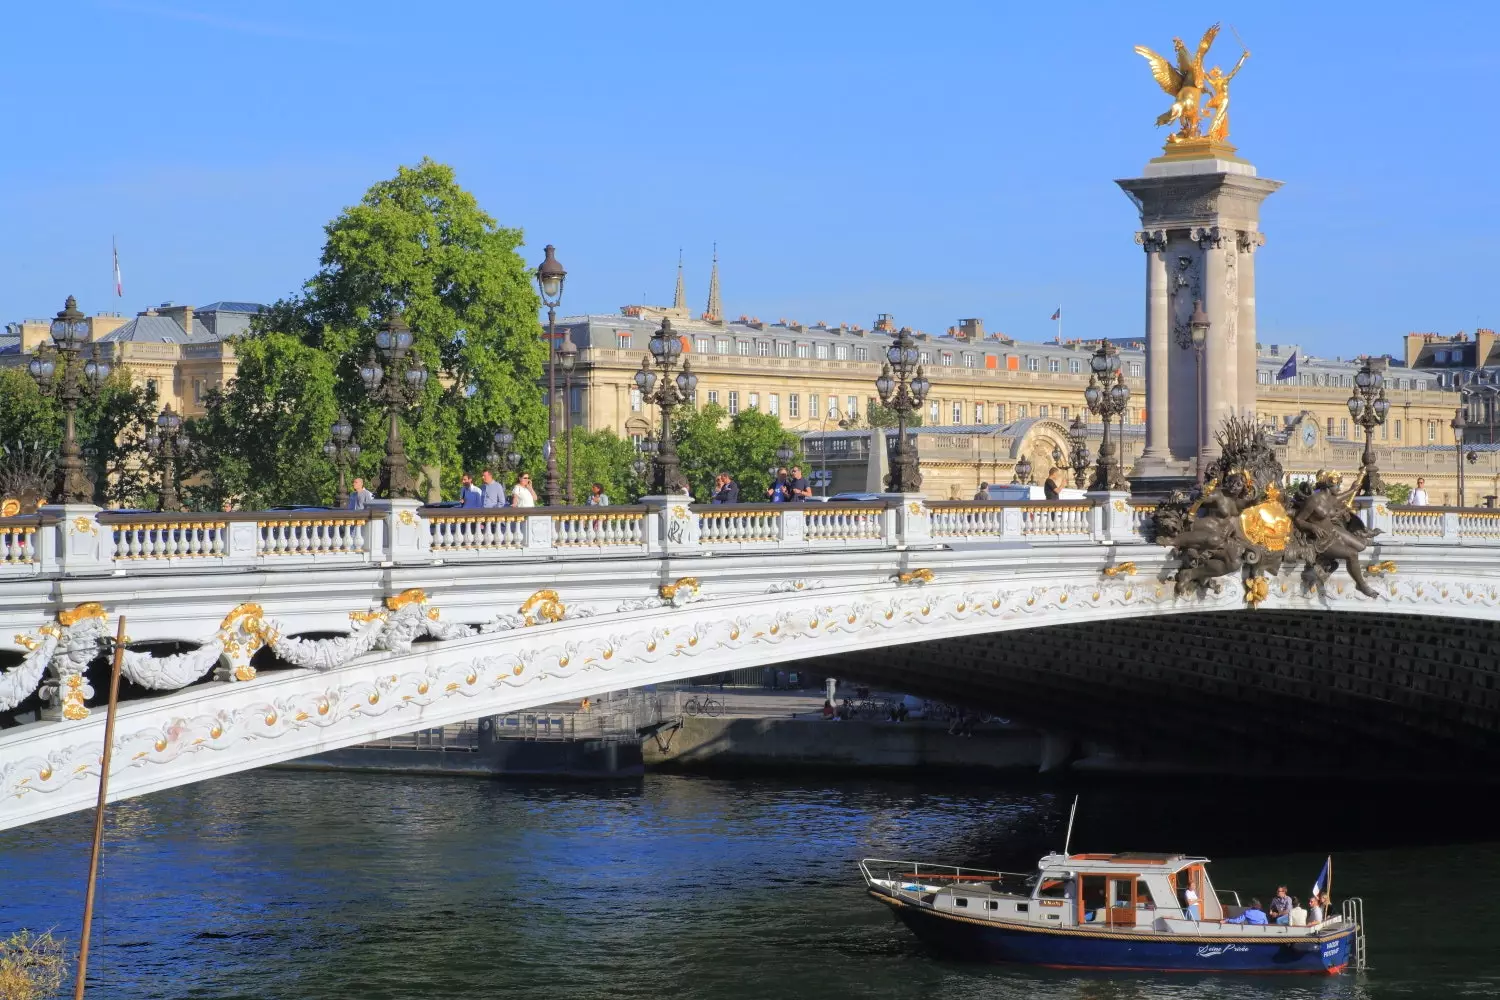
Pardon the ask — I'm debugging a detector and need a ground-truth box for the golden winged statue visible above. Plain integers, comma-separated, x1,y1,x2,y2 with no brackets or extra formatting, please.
1136,24,1239,145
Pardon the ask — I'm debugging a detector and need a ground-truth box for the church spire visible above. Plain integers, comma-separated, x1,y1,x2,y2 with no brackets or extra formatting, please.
673,249,687,312
704,243,722,323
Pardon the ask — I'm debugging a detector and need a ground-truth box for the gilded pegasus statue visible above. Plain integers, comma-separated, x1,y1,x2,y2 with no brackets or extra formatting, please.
1135,24,1247,145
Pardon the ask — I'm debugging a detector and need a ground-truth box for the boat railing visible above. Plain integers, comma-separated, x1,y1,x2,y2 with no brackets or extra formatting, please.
1215,888,1242,909
1342,897,1367,971
859,858,1033,905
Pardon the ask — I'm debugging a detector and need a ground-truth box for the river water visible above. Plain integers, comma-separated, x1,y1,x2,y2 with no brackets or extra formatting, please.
1,770,1495,999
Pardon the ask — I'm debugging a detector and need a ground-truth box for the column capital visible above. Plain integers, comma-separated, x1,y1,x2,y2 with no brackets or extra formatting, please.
1190,226,1224,249
1237,230,1267,253
1134,229,1167,253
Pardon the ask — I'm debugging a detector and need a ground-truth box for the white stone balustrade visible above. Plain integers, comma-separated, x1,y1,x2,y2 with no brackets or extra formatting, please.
696,506,782,545
550,509,648,548
805,505,888,544
1018,502,1094,539
109,517,229,560
427,511,527,552
0,520,40,568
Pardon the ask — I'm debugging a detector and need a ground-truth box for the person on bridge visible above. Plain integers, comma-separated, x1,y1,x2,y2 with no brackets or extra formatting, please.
347,478,374,511
512,473,537,508
460,474,483,508
1410,478,1430,506
1044,468,1061,500
766,468,791,502
480,470,506,508
587,483,610,506
712,473,739,504
788,466,813,501
974,483,990,501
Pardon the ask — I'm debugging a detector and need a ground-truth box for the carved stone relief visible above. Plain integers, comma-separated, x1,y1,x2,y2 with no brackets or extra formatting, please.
1171,249,1202,349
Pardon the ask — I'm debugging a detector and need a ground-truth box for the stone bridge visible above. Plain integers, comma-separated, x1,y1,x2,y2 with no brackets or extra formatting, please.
2,494,1498,831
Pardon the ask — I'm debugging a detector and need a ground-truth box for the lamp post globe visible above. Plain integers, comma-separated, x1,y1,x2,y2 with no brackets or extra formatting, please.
875,322,928,493
29,296,110,504
535,244,568,505
325,413,360,508
1067,414,1092,490
636,318,691,495
147,404,189,511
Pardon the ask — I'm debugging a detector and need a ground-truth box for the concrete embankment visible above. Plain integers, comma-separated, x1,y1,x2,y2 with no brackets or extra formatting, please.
282,735,643,779
644,716,1058,774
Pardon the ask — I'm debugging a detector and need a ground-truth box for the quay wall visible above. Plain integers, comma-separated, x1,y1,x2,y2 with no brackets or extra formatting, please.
281,738,644,779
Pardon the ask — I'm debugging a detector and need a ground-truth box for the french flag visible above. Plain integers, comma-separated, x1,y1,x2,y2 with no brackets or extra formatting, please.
1311,856,1332,902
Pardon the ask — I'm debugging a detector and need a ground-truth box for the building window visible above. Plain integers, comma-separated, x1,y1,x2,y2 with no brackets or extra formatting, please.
1060,405,1069,419
974,402,985,423
1129,362,1142,377
815,343,830,360
1258,370,1270,384
748,391,759,410
707,390,719,406
738,340,751,356
695,337,710,353
1429,421,1436,441
769,393,780,416
1436,350,1448,363
630,387,642,411
789,393,800,417
1340,418,1349,437
920,351,931,365
1069,359,1081,374
835,345,849,360
929,400,940,422
952,401,962,423
809,394,819,418
845,395,857,418
617,332,631,349
1026,357,1039,372
1327,417,1335,436
1394,419,1402,440
1017,404,1028,418
1048,358,1060,373
828,396,840,418
854,347,868,361
1380,421,1388,440
1039,405,1049,418
797,343,811,359
716,339,729,354
995,404,1007,424
941,352,954,367
728,391,740,415
569,386,583,415
757,341,771,357
146,378,158,395
776,342,791,358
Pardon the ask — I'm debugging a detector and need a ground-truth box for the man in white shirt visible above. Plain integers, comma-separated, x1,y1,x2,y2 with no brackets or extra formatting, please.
511,472,537,508
1409,477,1430,506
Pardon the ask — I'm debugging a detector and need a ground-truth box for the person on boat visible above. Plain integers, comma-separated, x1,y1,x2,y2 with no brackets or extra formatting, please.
1182,885,1200,921
1307,894,1325,923
1268,885,1293,925
1290,896,1308,926
822,700,836,720
1224,898,1268,925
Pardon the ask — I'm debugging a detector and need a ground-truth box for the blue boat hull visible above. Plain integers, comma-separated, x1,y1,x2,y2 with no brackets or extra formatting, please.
879,894,1354,974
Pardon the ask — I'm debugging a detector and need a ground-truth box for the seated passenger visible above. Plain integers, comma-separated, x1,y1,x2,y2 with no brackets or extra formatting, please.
1268,886,1293,926
1224,898,1268,925
1307,894,1325,923
1182,886,1200,921
1290,896,1308,926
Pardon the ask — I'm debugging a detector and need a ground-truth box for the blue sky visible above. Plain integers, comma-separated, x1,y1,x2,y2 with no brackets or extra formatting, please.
2,1,1496,359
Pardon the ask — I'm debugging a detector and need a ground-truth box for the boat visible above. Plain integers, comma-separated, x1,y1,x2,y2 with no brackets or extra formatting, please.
859,851,1365,974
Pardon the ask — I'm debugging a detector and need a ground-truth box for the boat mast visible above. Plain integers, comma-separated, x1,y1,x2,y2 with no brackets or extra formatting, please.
1062,795,1080,856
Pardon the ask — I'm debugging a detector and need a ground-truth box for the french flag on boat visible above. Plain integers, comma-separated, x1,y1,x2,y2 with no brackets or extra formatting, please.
1311,856,1332,901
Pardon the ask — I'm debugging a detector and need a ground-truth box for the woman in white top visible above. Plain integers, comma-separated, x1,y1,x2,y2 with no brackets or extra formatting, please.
1183,886,1200,921
511,472,537,508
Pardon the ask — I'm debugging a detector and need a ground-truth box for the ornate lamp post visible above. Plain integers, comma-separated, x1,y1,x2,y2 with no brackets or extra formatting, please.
1189,301,1210,484
1012,454,1033,486
1453,408,1469,507
634,318,696,494
359,309,428,499
535,244,567,506
632,434,654,482
559,334,578,503
27,296,110,504
323,415,361,508
1347,357,1390,496
874,325,931,493
487,426,522,478
1067,415,1091,489
145,405,190,511
1083,339,1131,492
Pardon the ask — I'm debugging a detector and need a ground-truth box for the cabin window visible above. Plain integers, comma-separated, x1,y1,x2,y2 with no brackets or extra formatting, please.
987,901,1000,911
1080,874,1107,921
1015,903,1028,913
955,897,969,908
1036,878,1068,899
1109,879,1134,909
1136,880,1154,909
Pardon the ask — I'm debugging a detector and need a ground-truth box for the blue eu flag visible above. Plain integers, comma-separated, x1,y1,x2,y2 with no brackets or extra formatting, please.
1276,352,1298,381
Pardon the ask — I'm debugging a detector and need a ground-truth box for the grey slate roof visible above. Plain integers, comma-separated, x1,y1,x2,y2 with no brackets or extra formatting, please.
0,334,19,355
97,315,217,344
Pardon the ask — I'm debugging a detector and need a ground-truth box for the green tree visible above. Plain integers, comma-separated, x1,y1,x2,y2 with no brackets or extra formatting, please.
195,158,548,505
674,403,801,501
866,399,922,428
1384,482,1413,505
187,332,341,510
563,428,645,504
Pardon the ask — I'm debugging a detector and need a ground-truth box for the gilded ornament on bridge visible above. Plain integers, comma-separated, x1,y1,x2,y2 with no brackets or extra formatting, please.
57,603,108,627
71,517,98,536
1367,561,1397,576
0,498,20,518
892,568,934,586
384,588,428,611
658,577,701,602
519,589,566,626
1243,576,1269,608
1135,23,1250,150
1101,562,1137,577
1150,416,1382,604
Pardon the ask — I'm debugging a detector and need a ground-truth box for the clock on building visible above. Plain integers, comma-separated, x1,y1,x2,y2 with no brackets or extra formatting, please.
1301,421,1317,448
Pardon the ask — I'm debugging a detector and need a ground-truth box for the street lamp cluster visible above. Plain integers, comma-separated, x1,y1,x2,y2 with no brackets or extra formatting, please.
1451,408,1478,507
145,406,190,511
359,310,429,500
1067,415,1092,489
27,296,112,504
1084,339,1132,492
634,318,697,495
323,415,361,508
874,325,931,493
1347,357,1390,497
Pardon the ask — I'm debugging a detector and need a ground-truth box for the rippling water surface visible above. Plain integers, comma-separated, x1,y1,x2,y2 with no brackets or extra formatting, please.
1,770,1495,999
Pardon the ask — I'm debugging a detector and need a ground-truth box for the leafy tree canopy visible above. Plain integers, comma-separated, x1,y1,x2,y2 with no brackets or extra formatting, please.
674,404,802,501
194,158,548,505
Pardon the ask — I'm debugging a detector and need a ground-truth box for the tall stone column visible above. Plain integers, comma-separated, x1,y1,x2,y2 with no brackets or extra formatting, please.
1118,152,1280,491
1135,230,1171,471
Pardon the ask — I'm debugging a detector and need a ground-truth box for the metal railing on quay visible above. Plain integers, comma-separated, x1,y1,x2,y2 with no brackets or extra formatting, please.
357,722,479,752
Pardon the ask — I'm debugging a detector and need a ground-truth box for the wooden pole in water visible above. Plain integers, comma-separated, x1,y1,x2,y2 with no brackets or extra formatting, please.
73,615,127,1000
